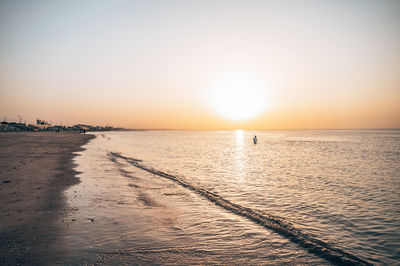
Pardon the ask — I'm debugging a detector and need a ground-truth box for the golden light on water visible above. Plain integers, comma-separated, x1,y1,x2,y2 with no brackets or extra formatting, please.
210,73,268,121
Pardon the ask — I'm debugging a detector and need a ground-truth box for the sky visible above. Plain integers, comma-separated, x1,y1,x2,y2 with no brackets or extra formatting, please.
1,0,399,129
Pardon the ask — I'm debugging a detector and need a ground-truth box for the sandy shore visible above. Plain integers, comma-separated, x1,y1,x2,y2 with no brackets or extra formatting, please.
0,132,94,265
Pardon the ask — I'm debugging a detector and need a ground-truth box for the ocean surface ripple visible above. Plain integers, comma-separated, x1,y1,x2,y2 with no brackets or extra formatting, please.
109,151,372,265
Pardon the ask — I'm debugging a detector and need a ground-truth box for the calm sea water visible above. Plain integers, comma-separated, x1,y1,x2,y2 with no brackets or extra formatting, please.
61,130,399,265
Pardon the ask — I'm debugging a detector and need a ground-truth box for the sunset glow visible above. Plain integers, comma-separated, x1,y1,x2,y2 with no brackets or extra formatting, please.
0,0,399,129
210,73,267,121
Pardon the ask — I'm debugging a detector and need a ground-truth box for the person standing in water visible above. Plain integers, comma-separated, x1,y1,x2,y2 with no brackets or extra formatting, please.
253,135,257,144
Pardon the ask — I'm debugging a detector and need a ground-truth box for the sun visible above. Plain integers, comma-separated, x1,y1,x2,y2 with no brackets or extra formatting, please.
210,73,267,121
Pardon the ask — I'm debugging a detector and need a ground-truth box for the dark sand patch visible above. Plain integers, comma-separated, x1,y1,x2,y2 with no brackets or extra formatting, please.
0,132,94,265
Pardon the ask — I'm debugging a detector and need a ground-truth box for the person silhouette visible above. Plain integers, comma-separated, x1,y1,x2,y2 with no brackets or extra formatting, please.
253,135,257,144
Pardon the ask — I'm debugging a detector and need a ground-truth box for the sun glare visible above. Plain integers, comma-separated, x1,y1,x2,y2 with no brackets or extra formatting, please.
211,73,267,121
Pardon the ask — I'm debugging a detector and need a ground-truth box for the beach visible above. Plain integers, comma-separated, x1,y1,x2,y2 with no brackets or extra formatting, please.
0,132,94,265
0,130,398,264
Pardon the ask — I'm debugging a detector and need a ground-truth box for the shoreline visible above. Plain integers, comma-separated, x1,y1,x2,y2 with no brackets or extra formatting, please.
0,132,95,264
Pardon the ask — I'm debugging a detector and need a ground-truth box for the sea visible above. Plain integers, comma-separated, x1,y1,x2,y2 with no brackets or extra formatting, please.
60,130,399,265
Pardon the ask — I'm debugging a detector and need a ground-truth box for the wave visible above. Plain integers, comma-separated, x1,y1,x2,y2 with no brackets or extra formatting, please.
109,152,372,265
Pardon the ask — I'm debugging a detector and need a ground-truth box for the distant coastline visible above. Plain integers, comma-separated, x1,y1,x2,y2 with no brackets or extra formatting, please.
2,122,399,133
0,120,124,132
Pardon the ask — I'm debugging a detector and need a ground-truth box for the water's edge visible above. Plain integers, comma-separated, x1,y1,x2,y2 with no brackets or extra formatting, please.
109,151,372,266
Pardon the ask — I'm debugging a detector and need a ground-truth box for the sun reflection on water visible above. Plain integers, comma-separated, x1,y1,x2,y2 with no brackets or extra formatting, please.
234,130,245,174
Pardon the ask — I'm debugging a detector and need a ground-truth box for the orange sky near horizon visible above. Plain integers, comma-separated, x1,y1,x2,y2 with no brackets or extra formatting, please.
1,0,399,129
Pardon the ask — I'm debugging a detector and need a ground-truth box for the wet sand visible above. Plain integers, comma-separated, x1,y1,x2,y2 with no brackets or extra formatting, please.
0,132,94,265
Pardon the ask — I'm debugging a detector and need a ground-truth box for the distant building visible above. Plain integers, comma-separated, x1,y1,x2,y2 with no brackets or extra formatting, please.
36,119,51,130
36,119,50,125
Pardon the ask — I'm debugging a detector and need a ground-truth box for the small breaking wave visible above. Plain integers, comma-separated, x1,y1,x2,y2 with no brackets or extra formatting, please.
109,152,372,265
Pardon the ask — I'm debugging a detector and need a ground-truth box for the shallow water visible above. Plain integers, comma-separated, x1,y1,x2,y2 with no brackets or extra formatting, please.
63,130,400,264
